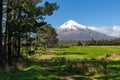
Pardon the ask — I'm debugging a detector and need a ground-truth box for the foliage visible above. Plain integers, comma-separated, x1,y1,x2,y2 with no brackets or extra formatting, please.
77,40,83,46
58,38,120,46
36,24,58,50
84,38,120,46
0,0,59,73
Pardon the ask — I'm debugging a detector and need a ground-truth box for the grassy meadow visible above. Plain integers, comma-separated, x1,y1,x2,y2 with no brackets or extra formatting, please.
41,46,120,59
0,46,120,80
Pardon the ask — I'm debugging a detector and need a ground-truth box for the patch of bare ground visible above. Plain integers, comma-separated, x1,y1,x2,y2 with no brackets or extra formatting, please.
99,53,120,60
40,54,53,60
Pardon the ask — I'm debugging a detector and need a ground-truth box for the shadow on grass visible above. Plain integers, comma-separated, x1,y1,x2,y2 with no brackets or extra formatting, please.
40,58,120,80
107,60,120,65
97,60,120,80
0,60,63,80
0,67,61,80
55,52,87,55
70,76,92,80
39,58,95,80
98,74,120,80
1,57,120,80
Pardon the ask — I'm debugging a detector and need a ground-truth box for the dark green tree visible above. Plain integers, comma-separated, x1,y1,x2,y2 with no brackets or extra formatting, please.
77,40,83,46
36,24,58,50
2,0,59,67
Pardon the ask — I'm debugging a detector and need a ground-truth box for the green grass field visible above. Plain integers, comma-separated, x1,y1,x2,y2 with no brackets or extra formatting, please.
41,46,120,60
0,46,120,80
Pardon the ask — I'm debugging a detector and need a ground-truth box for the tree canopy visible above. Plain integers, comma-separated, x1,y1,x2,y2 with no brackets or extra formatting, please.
0,0,59,72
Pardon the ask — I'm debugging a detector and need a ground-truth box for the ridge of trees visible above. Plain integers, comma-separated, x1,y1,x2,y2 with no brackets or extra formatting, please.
58,38,120,47
83,38,120,46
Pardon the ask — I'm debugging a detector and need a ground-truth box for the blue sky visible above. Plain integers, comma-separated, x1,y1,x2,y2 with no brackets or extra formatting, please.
43,0,120,28
40,0,120,37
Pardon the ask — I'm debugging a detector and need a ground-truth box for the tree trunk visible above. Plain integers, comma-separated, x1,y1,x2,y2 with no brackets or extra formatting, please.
5,0,12,66
0,0,3,51
17,32,21,57
17,7,22,58
0,0,4,71
26,32,29,54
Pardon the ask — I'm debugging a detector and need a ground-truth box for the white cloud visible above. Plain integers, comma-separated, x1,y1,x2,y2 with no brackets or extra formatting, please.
88,26,120,37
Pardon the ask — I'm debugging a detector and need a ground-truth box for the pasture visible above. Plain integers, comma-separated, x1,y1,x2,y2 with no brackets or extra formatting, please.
41,46,120,59
0,46,120,80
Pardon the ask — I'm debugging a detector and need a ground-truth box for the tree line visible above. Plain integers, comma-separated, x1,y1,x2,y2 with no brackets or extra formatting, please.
0,0,58,73
58,38,120,47
83,38,120,46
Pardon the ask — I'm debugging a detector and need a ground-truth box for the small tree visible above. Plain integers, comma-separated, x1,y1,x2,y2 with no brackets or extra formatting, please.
77,40,82,46
36,24,58,50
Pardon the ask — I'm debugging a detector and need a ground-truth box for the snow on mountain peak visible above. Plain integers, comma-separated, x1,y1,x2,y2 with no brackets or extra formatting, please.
58,20,86,30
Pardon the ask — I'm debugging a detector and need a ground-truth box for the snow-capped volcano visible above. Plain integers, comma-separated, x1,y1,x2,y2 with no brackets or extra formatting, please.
58,20,86,30
57,20,88,35
56,20,114,41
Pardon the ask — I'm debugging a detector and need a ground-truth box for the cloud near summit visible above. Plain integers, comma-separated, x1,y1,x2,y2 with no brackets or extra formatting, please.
88,26,120,37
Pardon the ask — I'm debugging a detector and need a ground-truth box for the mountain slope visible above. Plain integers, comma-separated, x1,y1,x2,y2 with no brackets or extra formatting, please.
56,20,114,41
